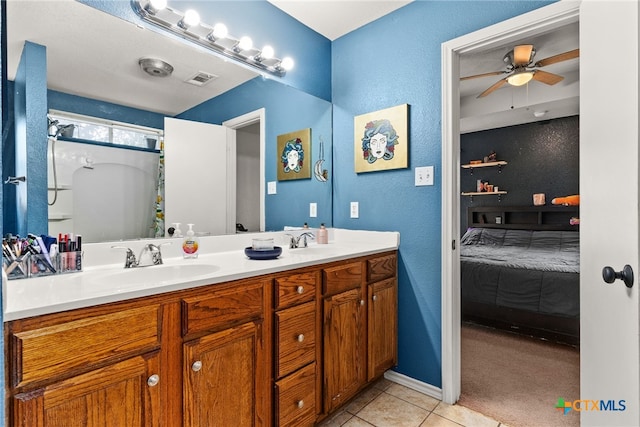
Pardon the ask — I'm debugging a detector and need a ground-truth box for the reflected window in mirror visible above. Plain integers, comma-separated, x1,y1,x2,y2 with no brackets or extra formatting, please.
48,110,163,150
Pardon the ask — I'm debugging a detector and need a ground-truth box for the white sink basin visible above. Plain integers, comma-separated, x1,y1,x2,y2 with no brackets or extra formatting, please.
98,263,220,287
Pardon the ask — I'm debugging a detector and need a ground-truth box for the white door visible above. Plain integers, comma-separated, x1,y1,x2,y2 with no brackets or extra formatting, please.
579,1,639,425
164,117,236,236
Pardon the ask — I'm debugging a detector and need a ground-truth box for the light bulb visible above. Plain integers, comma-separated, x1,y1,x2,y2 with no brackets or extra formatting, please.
260,45,275,60
238,36,253,51
146,0,167,14
280,57,294,71
182,9,200,28
212,23,228,39
506,71,533,86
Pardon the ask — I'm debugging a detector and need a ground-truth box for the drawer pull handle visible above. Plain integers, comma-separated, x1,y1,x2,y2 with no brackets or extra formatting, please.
147,374,160,387
297,400,304,409
297,334,305,342
297,286,304,294
192,361,203,372
372,295,377,301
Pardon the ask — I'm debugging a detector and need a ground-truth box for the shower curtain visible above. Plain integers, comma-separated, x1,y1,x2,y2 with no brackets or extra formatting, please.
153,138,165,237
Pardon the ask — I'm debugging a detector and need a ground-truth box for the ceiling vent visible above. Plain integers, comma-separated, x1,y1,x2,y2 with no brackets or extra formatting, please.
185,71,218,87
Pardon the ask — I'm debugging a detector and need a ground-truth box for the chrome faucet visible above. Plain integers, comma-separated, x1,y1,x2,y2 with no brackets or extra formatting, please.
285,232,315,249
112,242,171,268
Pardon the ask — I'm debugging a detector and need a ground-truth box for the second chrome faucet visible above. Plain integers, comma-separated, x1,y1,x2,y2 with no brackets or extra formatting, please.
112,242,171,268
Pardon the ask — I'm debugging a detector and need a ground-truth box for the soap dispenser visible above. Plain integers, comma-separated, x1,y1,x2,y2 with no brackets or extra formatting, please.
173,223,183,238
317,223,328,244
182,224,199,258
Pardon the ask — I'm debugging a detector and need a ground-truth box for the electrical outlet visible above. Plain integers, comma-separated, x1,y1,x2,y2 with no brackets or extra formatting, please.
350,201,359,218
310,202,317,218
415,166,434,186
267,181,277,194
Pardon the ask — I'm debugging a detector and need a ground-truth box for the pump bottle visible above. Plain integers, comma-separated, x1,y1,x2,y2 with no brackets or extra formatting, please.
182,224,199,258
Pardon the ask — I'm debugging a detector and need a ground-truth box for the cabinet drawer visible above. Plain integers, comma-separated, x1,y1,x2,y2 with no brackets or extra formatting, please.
367,253,397,283
275,362,316,427
275,301,316,378
275,271,317,310
182,280,265,336
323,262,362,296
11,305,161,388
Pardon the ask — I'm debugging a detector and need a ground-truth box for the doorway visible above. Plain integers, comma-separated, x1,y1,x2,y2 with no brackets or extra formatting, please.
440,1,580,404
223,108,266,232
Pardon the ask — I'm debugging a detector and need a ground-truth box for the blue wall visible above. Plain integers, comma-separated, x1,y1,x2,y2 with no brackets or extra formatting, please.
178,77,333,230
81,0,332,102
331,0,554,387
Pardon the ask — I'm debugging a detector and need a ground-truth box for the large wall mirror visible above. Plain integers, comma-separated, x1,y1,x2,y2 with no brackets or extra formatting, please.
6,1,332,243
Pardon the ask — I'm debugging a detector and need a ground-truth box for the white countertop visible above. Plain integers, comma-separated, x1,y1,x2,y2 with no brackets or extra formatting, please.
3,229,399,321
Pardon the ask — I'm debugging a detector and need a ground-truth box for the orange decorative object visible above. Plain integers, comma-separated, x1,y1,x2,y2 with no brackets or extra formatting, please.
551,195,580,206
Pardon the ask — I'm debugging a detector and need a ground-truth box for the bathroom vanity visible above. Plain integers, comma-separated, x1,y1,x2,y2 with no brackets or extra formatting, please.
4,229,398,426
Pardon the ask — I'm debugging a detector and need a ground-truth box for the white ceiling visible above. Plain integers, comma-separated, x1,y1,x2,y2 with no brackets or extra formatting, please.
7,0,578,131
267,0,413,40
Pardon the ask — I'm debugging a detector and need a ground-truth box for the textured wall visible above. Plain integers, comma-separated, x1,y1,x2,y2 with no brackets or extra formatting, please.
331,0,555,387
460,115,580,231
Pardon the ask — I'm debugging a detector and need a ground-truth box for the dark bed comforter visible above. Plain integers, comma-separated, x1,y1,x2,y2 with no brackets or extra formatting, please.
460,228,580,318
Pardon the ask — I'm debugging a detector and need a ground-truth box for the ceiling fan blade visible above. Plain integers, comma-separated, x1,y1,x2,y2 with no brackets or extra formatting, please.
513,44,534,65
477,78,508,98
532,70,564,85
534,48,579,67
460,71,506,81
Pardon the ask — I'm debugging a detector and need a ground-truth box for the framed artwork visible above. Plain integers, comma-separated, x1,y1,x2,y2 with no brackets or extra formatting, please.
277,128,311,181
354,104,408,173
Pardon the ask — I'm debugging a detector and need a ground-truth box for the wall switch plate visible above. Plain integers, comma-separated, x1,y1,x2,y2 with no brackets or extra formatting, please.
310,202,317,218
415,166,434,186
350,201,359,218
267,181,277,194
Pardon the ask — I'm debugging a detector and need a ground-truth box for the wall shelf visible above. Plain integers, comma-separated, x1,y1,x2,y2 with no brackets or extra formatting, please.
461,191,507,202
461,161,507,169
49,214,72,221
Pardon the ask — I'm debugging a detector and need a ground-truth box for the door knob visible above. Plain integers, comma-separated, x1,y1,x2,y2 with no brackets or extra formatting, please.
602,265,634,288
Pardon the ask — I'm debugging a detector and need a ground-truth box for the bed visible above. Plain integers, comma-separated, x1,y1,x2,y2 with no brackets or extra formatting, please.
460,206,580,345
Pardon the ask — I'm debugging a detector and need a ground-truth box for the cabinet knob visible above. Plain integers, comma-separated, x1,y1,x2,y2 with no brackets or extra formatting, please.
192,360,203,372
372,295,377,301
360,299,365,306
147,374,160,387
297,400,304,409
297,334,305,343
296,285,304,294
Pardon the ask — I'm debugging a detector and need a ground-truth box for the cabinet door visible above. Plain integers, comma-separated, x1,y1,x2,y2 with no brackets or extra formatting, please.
323,287,366,413
368,278,398,381
183,321,263,427
12,353,161,427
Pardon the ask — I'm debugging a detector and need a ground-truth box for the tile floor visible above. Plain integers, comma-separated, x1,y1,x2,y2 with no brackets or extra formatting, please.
317,378,506,427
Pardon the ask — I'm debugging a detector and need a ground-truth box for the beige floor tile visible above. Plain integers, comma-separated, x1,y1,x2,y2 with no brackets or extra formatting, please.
317,408,354,426
433,402,499,427
371,377,394,391
357,392,429,427
342,416,376,426
385,383,440,411
420,413,464,427
345,385,384,414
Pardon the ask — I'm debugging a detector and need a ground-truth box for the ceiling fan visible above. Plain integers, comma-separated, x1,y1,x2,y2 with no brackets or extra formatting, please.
461,44,579,98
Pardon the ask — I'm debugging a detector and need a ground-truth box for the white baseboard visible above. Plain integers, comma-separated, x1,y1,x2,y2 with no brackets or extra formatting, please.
384,370,443,401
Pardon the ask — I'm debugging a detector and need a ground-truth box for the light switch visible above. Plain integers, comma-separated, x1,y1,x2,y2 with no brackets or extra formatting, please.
415,166,434,186
267,181,277,194
310,202,317,218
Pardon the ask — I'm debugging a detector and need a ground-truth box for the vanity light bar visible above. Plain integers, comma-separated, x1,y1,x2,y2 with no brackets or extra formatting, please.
133,0,292,77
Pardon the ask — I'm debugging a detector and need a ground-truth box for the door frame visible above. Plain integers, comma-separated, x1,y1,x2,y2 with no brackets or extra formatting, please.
223,108,266,232
440,1,581,404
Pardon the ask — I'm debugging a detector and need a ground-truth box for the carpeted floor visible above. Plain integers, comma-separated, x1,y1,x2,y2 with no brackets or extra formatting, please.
458,323,580,427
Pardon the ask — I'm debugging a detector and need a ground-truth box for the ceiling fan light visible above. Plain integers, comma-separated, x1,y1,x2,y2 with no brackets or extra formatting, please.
507,71,533,86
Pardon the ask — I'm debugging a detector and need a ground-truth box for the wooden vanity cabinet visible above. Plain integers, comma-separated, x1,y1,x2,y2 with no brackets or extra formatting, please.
7,303,164,427
366,254,398,380
322,261,367,413
273,270,319,426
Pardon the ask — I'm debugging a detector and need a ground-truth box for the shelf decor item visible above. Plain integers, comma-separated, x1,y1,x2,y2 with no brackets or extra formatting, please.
354,104,408,173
